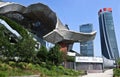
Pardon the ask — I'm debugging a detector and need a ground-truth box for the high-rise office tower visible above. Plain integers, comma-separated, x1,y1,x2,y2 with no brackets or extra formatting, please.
80,24,94,56
98,8,119,60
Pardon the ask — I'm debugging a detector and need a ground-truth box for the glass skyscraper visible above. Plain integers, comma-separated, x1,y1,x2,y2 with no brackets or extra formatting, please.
80,24,94,56
98,8,119,60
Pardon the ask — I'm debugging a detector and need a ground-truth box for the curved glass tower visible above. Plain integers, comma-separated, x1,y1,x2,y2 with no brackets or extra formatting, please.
80,24,94,56
98,8,119,60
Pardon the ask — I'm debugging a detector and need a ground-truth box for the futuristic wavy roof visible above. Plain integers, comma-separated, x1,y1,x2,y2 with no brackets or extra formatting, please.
0,2,96,44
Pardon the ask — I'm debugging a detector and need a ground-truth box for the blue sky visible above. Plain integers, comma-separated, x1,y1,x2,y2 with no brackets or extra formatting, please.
4,0,120,57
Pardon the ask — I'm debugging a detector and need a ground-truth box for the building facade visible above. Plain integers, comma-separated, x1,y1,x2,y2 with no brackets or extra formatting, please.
75,56,103,73
80,24,94,56
98,8,119,60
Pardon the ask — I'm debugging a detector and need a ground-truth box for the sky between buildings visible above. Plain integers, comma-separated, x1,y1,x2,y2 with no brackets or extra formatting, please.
4,0,120,57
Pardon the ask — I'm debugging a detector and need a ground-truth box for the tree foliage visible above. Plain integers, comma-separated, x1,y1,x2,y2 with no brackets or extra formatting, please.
117,59,120,66
0,26,15,59
16,36,36,62
66,56,75,62
0,16,36,63
0,15,28,38
37,45,48,62
48,44,64,66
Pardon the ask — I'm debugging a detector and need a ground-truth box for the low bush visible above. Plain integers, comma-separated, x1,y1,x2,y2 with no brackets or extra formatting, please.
8,61,16,67
0,61,82,77
0,63,12,71
17,62,27,69
0,71,8,77
113,68,120,77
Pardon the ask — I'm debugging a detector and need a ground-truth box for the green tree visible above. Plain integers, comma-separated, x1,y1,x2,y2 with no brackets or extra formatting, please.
16,36,36,63
117,59,120,65
116,58,120,68
0,26,16,61
66,56,75,62
0,16,38,63
37,45,48,62
48,44,64,66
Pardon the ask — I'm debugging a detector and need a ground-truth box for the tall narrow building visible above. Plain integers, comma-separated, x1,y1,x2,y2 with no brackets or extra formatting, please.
98,8,119,60
80,24,94,56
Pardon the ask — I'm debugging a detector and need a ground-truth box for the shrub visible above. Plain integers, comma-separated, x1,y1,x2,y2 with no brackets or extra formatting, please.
27,63,33,69
113,68,120,76
37,45,48,62
66,56,75,62
8,61,16,67
40,62,47,68
0,63,11,71
0,72,8,77
48,44,64,66
17,62,27,69
58,65,65,70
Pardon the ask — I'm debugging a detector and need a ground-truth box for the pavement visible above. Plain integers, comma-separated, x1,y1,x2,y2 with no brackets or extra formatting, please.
79,69,113,77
